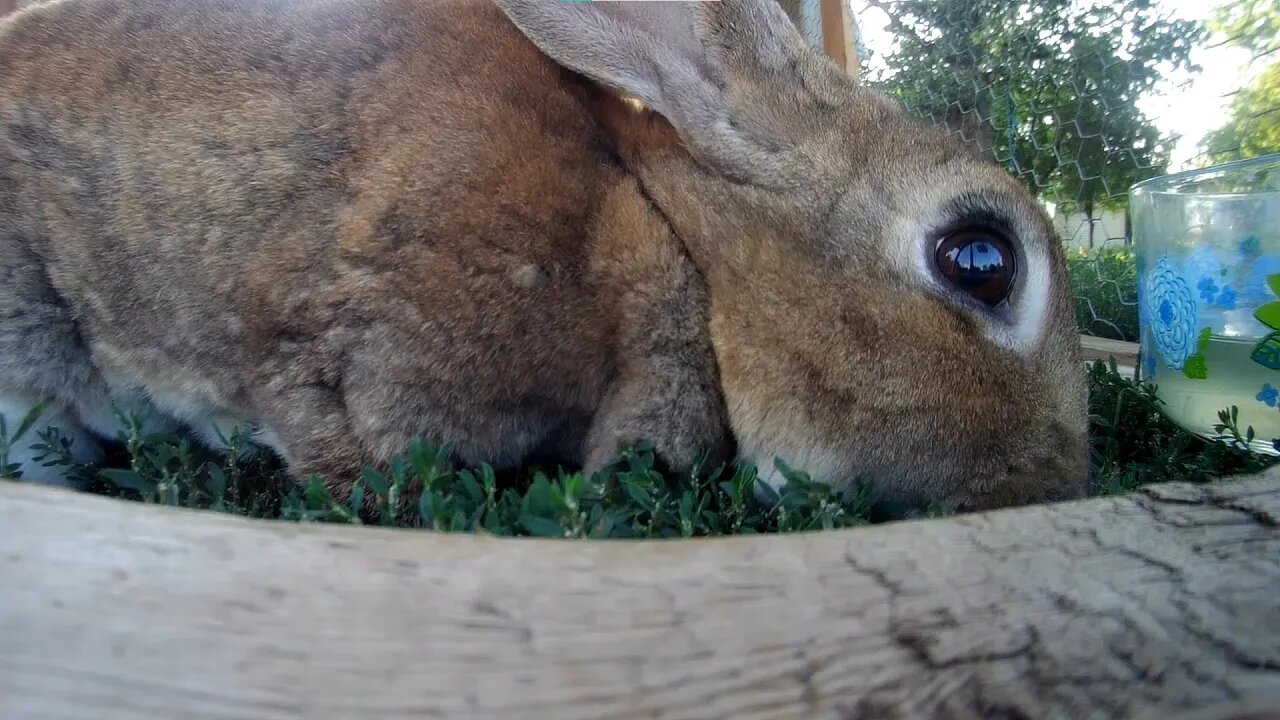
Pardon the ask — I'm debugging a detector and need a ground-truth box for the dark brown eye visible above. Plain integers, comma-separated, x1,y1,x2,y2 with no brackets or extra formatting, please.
934,230,1017,307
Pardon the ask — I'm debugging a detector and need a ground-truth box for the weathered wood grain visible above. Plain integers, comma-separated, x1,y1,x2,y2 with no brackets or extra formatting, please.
2,473,1279,719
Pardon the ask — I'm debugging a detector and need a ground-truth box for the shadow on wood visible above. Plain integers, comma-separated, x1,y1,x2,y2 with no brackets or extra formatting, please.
2,471,1279,719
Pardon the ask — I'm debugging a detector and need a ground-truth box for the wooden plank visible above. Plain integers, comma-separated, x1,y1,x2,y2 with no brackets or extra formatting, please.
1081,334,1140,365
3,471,1280,719
820,0,860,80
1081,335,1139,379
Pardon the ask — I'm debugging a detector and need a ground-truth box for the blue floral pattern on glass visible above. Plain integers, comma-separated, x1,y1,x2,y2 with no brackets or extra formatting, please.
1240,235,1261,259
1237,255,1280,310
1217,286,1238,310
1197,277,1219,301
1141,236,1280,381
1258,383,1279,408
1143,257,1199,370
1190,275,1239,310
1183,246,1225,289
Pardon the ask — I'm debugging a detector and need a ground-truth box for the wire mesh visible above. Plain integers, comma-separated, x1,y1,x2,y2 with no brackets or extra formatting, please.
848,0,1280,342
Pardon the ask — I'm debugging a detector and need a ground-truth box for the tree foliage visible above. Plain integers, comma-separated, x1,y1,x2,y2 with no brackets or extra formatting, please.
1211,0,1280,56
863,0,1202,218
1201,65,1280,164
1198,0,1280,165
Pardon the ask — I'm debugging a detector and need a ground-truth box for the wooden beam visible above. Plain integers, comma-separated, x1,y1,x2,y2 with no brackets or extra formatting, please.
1081,334,1140,378
3,471,1280,718
1081,335,1140,365
820,0,860,80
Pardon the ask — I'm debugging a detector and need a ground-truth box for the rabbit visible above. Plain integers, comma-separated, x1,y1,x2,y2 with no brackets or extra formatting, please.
0,0,1088,512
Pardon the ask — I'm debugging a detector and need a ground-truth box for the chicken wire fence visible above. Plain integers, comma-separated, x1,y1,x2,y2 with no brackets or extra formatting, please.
785,0,1279,342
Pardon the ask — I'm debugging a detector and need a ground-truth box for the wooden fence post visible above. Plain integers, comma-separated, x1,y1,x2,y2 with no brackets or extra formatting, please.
820,0,861,80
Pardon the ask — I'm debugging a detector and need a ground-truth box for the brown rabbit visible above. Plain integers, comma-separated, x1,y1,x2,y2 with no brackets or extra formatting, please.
0,0,1088,511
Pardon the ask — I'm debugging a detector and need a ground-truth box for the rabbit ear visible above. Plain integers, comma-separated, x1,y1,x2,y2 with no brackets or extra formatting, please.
494,0,818,176
493,0,717,116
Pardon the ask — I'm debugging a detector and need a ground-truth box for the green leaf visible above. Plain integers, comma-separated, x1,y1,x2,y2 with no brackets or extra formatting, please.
1255,302,1280,330
458,470,483,503
418,492,436,529
523,475,553,515
623,481,650,506
563,473,583,503
679,491,694,518
479,464,497,499
348,480,365,515
1250,332,1280,370
205,464,226,500
388,455,407,486
11,401,47,444
1267,274,1280,299
547,482,567,512
1196,327,1212,353
520,514,564,537
1183,354,1208,380
304,476,333,507
719,480,740,502
756,479,781,505
360,467,389,496
100,469,152,494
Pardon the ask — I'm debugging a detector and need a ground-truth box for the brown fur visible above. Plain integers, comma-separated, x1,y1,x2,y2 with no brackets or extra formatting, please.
0,0,1087,510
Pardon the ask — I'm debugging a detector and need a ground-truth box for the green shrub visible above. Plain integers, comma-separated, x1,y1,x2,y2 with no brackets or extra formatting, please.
1068,248,1140,341
1087,359,1277,494
1,409,893,536
2,361,1276,535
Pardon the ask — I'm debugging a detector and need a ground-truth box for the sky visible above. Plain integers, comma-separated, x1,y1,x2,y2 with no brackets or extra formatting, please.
851,0,1254,172
1139,0,1253,170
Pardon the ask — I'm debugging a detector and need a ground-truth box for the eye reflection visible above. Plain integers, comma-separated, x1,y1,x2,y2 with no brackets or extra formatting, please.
946,241,1004,276
934,230,1016,307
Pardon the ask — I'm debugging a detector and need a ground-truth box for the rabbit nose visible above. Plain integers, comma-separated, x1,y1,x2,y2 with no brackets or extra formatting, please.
945,453,1090,513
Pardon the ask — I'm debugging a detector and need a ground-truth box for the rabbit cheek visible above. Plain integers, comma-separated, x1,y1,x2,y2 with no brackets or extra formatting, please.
713,280,1084,510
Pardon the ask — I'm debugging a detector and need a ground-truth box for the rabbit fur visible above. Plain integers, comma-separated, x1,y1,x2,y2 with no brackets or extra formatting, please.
0,0,1088,510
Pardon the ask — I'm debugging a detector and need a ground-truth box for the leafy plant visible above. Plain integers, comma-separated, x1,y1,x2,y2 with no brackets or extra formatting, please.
1250,273,1280,370
1,360,1275,536
0,401,47,480
1087,359,1277,496
1182,328,1212,381
1067,248,1139,342
268,442,883,538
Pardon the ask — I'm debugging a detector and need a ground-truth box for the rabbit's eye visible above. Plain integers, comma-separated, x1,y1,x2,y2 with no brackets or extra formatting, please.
935,230,1016,307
